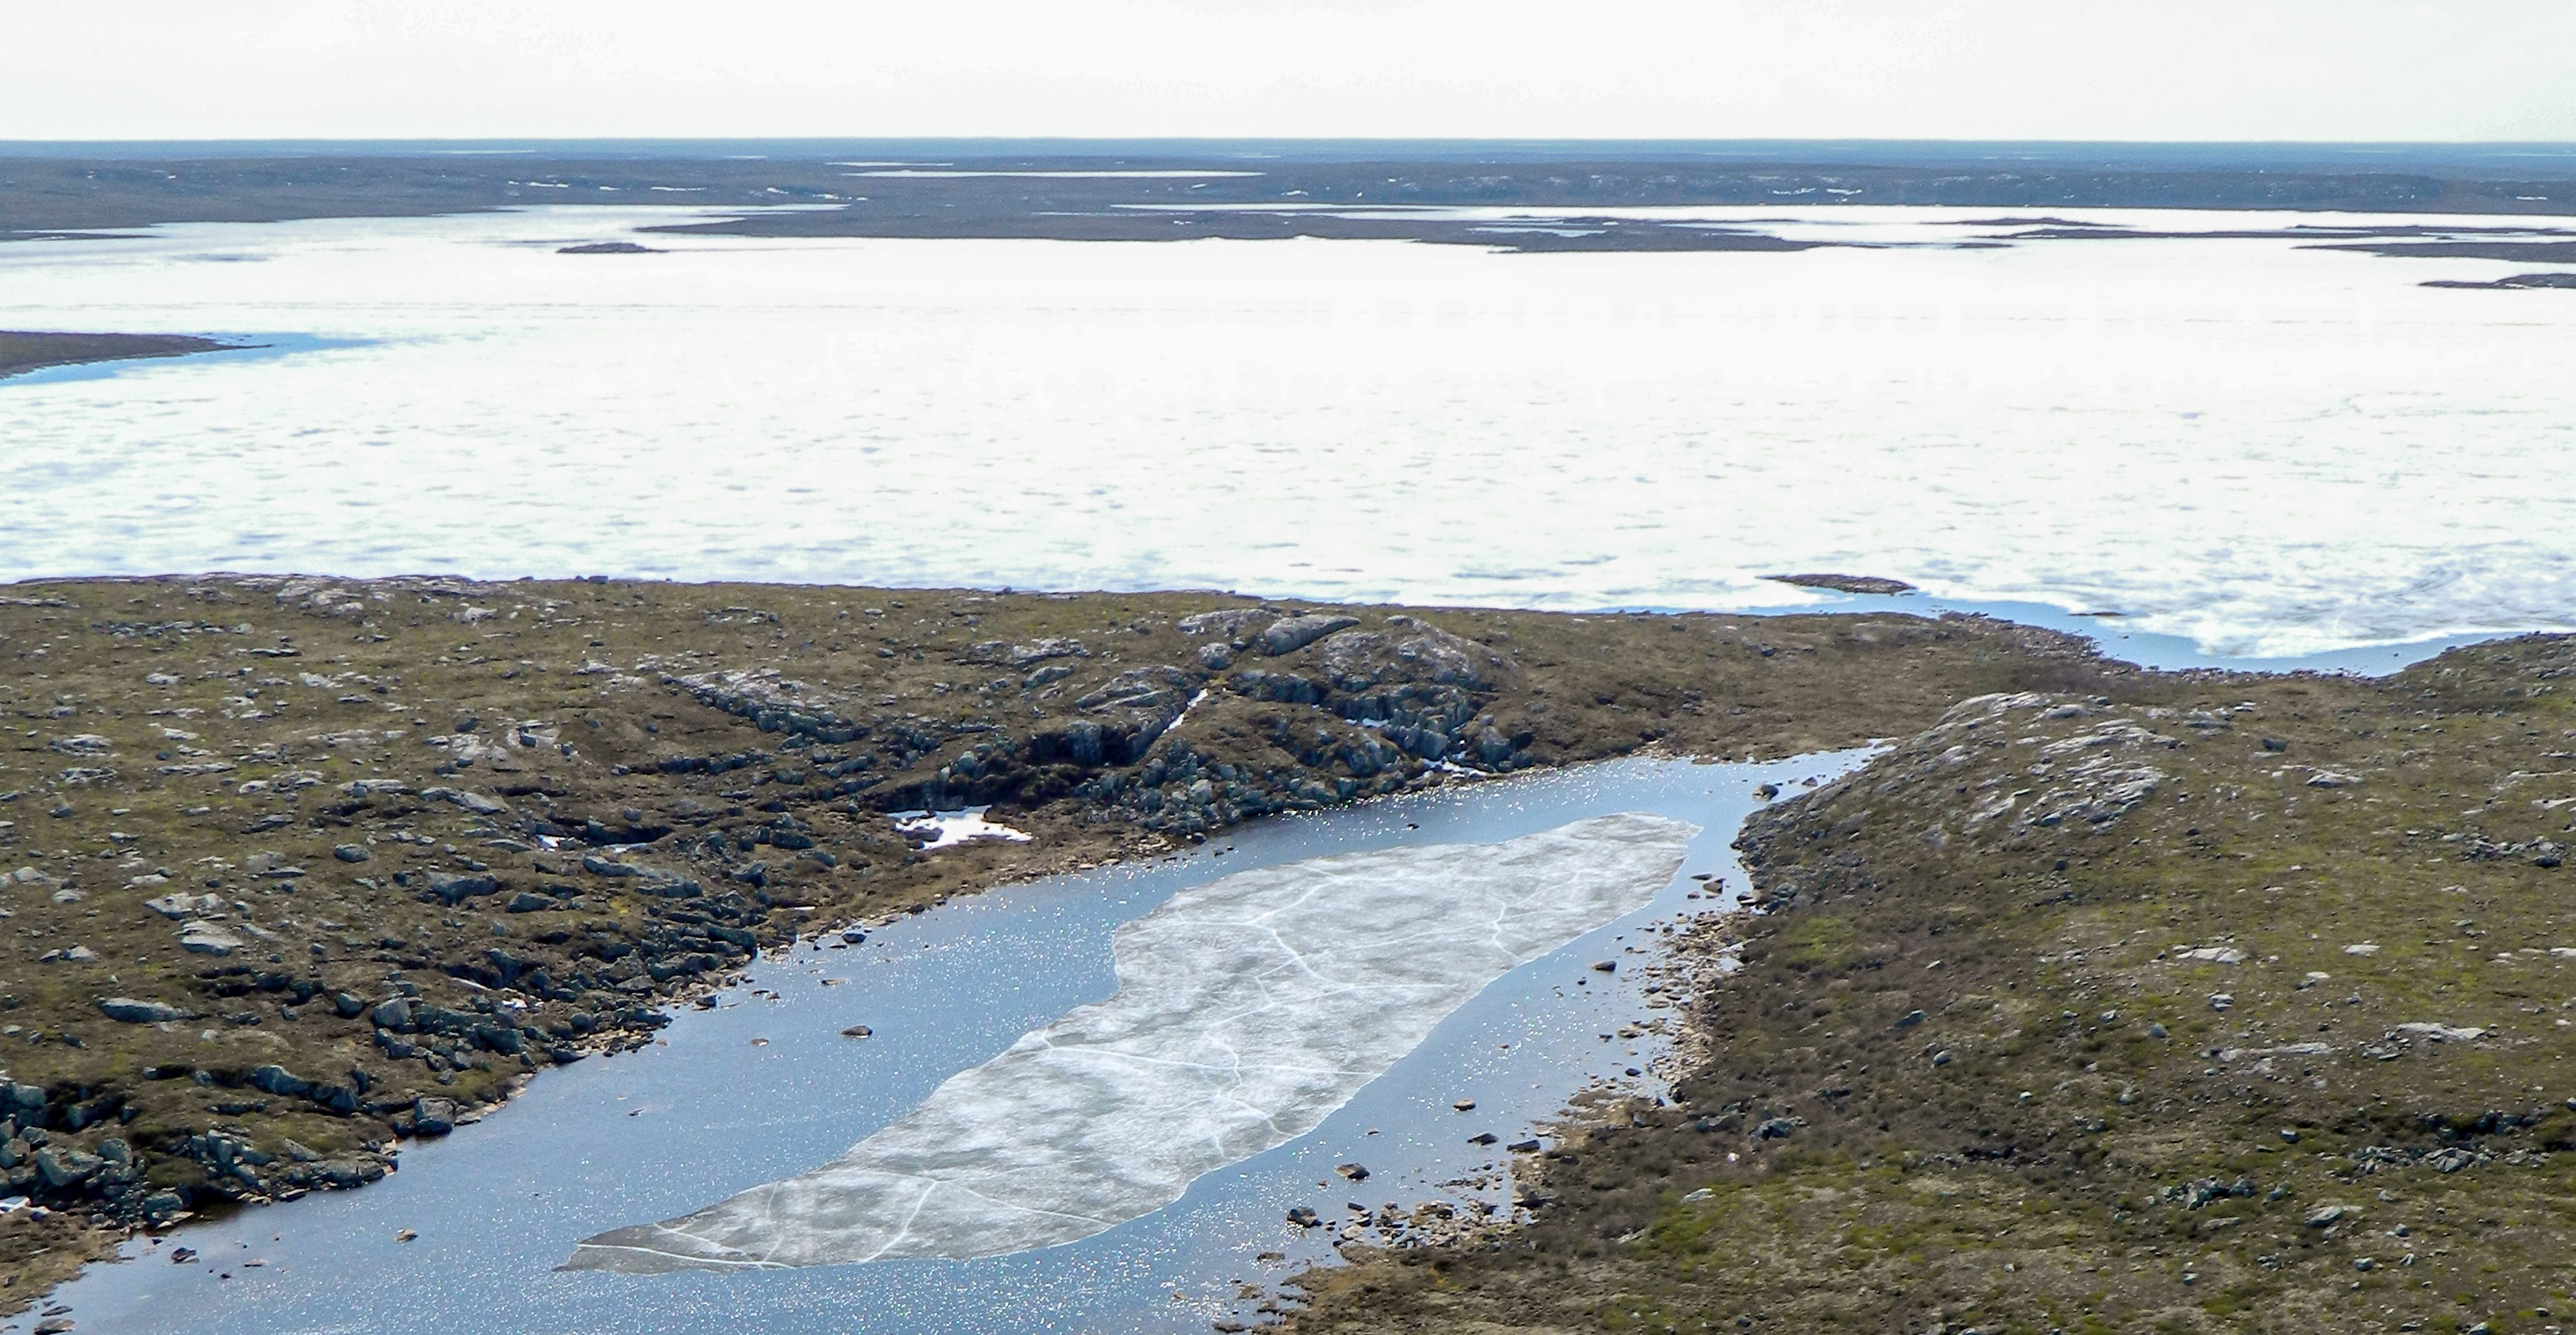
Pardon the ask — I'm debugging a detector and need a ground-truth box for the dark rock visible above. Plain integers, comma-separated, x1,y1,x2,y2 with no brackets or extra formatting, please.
96,996,195,1024
412,1097,457,1137
331,843,371,863
1335,1162,1369,1181
557,241,664,255
1285,1205,1322,1228
34,1145,102,1187
420,786,508,815
248,1065,314,1098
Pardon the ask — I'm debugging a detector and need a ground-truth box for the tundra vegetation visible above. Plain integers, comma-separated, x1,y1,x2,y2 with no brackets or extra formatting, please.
1288,636,2576,1335
0,573,2098,1304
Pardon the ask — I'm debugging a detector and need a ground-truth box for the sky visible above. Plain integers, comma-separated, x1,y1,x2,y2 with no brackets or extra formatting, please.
5,1,2574,142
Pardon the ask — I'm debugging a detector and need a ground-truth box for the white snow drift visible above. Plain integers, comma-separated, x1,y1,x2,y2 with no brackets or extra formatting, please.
563,812,1695,1272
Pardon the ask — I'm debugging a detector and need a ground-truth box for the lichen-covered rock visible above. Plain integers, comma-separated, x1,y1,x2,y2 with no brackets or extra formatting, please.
1259,614,1360,657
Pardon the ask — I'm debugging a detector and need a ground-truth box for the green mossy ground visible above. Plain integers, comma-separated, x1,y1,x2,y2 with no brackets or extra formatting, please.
1290,639,2576,1334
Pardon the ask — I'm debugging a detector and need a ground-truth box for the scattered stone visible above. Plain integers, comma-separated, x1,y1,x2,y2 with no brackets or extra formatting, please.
839,1024,873,1039
332,844,371,863
2393,1023,2487,1043
144,892,220,920
419,786,508,815
96,997,195,1024
425,873,498,905
1335,1163,1370,1181
1286,1206,1322,1228
179,922,244,956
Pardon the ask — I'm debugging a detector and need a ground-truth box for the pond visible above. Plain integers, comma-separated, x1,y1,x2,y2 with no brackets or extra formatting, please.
36,752,1865,1335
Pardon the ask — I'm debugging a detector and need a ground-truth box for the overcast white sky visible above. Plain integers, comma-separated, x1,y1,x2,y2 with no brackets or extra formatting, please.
5,1,2572,142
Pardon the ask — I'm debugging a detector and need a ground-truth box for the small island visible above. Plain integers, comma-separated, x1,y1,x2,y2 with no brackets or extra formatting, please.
0,330,238,380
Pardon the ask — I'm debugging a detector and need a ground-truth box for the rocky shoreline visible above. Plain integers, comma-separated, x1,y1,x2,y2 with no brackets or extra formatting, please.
1288,635,2576,1334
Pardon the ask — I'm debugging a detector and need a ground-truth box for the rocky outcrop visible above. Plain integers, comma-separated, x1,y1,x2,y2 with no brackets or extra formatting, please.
1260,614,1361,656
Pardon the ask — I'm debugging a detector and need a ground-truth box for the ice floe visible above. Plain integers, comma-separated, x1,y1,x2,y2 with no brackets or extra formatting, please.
563,811,1695,1272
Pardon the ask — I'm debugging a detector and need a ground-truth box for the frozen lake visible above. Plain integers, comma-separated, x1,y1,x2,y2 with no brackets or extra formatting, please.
4,202,2574,658
35,754,1846,1335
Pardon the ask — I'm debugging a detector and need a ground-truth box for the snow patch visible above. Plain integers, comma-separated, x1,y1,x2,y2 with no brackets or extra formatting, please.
891,806,1032,850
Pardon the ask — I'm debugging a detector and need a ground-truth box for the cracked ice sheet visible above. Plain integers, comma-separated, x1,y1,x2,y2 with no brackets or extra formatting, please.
564,812,1694,1273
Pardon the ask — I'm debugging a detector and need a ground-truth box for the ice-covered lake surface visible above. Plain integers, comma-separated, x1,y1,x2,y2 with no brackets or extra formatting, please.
5,203,2574,661
36,754,1850,1334
569,813,1693,1272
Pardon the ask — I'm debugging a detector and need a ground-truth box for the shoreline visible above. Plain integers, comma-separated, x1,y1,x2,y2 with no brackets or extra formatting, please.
0,572,2126,1314
1288,632,2576,1333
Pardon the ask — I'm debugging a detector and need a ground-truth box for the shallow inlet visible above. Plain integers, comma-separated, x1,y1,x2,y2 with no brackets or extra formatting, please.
38,753,1865,1334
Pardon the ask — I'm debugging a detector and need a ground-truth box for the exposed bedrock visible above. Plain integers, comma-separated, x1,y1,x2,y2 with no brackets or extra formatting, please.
669,609,1534,836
